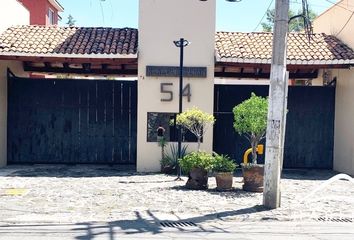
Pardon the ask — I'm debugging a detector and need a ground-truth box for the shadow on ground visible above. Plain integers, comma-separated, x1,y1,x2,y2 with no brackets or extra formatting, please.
5,165,138,178
0,207,268,239
281,169,338,180
3,164,338,180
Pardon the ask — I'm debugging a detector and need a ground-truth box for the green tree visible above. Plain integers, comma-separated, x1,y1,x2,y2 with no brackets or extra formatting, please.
176,107,215,151
66,14,76,27
233,93,268,164
261,8,317,32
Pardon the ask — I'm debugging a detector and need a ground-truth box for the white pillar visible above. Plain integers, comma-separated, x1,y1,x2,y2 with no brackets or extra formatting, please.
137,0,216,172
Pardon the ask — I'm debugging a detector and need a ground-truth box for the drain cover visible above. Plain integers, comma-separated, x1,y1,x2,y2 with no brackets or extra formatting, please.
317,217,353,223
160,221,197,228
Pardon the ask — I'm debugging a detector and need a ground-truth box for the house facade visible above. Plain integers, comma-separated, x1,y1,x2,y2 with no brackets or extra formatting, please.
313,0,354,175
18,0,63,25
0,0,29,34
0,0,353,175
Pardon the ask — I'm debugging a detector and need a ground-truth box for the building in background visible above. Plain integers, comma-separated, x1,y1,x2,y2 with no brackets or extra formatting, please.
0,0,29,33
18,0,64,25
313,0,354,176
0,0,353,176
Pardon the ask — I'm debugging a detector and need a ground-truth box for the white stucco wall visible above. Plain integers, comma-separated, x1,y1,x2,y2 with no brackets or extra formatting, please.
0,61,28,167
0,0,29,34
137,0,216,172
332,68,354,176
314,2,354,176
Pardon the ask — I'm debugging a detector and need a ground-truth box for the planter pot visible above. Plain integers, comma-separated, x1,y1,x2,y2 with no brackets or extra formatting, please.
215,172,233,190
242,164,264,192
161,165,175,175
186,167,208,190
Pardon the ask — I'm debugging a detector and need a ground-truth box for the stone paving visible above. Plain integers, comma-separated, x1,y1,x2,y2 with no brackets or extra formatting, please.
0,165,353,225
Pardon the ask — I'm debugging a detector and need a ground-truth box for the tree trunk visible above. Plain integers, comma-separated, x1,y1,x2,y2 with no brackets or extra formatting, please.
161,145,165,160
197,136,201,151
251,139,258,164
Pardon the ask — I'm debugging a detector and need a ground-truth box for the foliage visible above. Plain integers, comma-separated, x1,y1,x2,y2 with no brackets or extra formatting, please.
261,8,317,32
179,151,215,174
158,137,168,163
176,107,215,151
233,93,268,137
233,93,268,164
66,14,76,27
158,137,167,148
160,143,188,169
212,153,237,173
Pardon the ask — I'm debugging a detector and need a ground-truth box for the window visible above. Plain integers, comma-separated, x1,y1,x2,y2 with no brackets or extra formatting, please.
48,8,55,25
147,112,199,143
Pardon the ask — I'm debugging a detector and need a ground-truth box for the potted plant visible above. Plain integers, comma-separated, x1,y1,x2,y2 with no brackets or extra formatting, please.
176,107,215,151
179,151,215,190
176,107,215,189
233,93,268,192
158,136,168,162
160,143,188,174
212,153,237,190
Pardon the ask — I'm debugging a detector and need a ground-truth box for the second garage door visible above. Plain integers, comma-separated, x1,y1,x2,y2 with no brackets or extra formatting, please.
7,76,137,165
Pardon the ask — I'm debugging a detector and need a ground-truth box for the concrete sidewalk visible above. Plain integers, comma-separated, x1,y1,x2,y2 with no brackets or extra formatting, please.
1,166,353,239
1,166,353,224
0,221,353,240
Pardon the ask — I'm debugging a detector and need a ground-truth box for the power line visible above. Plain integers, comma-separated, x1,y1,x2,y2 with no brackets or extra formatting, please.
109,0,114,22
321,0,354,37
253,0,275,31
99,0,105,24
289,0,331,9
324,0,354,13
335,10,354,36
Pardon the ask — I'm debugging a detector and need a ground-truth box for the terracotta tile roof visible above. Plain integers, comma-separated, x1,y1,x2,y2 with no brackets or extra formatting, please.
216,32,354,65
0,25,138,57
1,26,354,66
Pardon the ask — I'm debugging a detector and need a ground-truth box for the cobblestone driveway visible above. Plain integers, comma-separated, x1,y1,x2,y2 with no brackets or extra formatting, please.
0,165,353,224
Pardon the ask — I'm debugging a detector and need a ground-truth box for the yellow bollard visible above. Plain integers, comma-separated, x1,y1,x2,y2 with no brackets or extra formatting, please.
243,144,264,164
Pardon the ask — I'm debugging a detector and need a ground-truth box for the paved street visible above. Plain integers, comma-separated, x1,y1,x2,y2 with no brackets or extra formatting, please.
0,222,353,240
0,165,353,239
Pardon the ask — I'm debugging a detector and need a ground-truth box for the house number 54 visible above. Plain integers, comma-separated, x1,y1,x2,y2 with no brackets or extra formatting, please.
160,83,191,102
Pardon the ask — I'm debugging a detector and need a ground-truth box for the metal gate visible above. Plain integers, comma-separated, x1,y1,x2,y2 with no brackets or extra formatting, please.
214,84,335,169
8,76,137,165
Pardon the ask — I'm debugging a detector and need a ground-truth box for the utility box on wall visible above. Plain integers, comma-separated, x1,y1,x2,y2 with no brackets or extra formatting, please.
137,0,216,172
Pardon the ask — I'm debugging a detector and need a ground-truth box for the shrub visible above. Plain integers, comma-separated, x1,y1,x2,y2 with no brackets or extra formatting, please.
176,107,215,151
160,144,188,169
179,151,215,174
233,93,268,164
212,153,237,173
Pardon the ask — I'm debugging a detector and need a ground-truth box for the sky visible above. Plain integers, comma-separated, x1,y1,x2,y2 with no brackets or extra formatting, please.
58,0,334,32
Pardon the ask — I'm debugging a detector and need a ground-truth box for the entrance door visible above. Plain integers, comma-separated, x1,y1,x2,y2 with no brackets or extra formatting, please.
8,76,137,165
213,84,335,169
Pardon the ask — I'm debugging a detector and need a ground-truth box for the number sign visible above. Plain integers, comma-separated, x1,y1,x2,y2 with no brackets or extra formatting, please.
160,83,191,102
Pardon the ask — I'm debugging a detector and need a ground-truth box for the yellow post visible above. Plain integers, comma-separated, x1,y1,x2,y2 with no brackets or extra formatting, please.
243,144,264,164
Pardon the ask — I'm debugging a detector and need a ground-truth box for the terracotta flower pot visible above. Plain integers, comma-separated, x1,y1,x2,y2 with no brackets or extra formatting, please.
242,164,264,192
186,167,208,190
215,172,233,190
161,165,175,174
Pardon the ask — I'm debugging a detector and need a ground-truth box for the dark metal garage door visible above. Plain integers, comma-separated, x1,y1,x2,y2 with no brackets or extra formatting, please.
7,75,137,165
213,84,335,169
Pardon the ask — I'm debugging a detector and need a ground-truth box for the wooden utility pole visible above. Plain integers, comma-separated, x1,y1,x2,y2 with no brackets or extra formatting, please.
263,0,289,209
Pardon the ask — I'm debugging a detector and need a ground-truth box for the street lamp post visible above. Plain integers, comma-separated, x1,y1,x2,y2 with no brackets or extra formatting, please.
172,0,241,180
174,38,190,180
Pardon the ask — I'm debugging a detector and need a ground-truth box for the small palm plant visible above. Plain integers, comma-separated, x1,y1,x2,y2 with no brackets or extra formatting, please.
158,137,168,161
